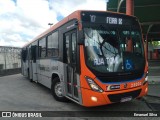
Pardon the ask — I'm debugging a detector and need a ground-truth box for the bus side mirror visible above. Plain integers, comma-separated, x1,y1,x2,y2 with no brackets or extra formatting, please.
78,30,84,45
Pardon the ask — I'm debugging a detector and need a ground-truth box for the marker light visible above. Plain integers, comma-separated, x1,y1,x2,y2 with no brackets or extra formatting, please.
143,71,148,85
145,71,148,82
91,96,98,102
85,76,103,93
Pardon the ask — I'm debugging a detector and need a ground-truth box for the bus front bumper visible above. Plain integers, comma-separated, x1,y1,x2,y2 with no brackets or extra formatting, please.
81,82,148,107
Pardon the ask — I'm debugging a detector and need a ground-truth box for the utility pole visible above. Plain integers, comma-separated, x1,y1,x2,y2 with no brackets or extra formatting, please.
126,0,134,15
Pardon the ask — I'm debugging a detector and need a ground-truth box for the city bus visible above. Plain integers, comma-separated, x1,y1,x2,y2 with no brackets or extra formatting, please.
21,10,148,107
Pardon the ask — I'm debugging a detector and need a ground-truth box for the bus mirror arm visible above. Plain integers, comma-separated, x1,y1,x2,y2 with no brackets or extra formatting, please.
78,30,84,45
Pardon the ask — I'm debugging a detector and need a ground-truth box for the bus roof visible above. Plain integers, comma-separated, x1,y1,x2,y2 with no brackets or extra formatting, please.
22,10,135,48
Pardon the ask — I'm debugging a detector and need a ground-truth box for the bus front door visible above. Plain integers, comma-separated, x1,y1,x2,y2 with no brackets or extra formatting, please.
31,45,38,82
64,30,80,101
28,46,33,80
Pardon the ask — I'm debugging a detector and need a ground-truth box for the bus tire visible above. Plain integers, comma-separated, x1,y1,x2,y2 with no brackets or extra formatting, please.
51,77,68,102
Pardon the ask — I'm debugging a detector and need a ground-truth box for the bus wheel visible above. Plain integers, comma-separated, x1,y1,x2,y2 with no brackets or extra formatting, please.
51,77,68,102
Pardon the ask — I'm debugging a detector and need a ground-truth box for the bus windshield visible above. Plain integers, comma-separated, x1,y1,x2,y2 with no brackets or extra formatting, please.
84,25,145,74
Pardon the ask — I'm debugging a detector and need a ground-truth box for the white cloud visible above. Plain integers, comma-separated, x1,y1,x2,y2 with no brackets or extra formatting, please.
0,0,16,14
50,0,106,17
16,0,58,27
0,0,107,48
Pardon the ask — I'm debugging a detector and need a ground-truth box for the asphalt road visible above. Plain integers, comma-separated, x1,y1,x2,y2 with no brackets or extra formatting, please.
0,74,159,120
148,60,160,76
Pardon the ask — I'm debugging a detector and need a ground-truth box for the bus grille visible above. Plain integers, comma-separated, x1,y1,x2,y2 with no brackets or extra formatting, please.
97,72,143,83
108,89,141,103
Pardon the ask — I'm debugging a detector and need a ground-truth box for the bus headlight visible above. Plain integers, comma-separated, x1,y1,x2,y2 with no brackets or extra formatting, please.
85,76,103,93
143,71,148,85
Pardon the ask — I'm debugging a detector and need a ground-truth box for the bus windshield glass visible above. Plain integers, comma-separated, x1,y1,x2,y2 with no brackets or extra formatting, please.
84,25,145,74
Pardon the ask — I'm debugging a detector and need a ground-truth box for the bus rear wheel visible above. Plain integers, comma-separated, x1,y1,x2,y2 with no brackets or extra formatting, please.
51,77,68,102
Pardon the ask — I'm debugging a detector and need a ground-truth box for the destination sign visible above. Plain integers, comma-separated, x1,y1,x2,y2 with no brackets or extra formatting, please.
81,11,138,26
106,17,122,25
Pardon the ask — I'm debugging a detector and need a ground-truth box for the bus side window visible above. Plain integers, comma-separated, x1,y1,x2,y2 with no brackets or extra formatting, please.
65,35,70,63
21,49,27,62
38,46,41,58
47,31,59,57
47,34,53,57
31,46,37,62
71,33,76,63
39,38,46,58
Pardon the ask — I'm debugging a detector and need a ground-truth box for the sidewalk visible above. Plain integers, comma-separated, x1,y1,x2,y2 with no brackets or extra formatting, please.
148,76,160,84
147,76,160,98
147,60,160,98
148,84,160,98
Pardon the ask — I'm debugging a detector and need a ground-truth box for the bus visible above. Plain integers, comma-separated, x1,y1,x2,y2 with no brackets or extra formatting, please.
21,10,148,107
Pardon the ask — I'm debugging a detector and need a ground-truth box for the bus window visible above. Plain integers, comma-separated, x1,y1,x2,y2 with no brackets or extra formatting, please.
65,35,70,63
71,33,76,63
31,45,37,62
21,49,27,62
47,31,59,57
47,34,53,57
39,38,46,58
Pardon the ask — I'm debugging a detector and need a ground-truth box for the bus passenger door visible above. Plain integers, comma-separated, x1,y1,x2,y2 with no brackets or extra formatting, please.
31,45,38,81
28,46,33,80
64,30,79,101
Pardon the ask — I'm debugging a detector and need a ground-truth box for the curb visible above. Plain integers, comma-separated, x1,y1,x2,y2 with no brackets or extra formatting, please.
148,81,160,84
146,95,160,99
149,66,160,69
148,76,160,84
141,97,156,111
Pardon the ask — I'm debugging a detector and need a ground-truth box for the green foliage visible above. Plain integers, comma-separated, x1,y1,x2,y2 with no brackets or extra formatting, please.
151,41,160,46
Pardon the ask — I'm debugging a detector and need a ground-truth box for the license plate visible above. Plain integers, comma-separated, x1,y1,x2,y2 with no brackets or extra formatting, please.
120,96,132,102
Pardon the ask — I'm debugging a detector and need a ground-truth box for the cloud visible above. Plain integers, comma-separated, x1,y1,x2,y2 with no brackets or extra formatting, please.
0,0,58,47
50,0,106,16
0,0,16,14
0,0,106,48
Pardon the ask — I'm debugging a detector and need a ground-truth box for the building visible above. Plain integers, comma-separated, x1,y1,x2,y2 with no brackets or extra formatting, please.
0,46,21,75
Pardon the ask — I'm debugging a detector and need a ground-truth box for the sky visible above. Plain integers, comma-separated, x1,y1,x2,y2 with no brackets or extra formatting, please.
0,0,107,48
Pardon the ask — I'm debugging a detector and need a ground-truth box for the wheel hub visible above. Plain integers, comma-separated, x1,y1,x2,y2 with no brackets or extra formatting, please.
55,82,63,97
